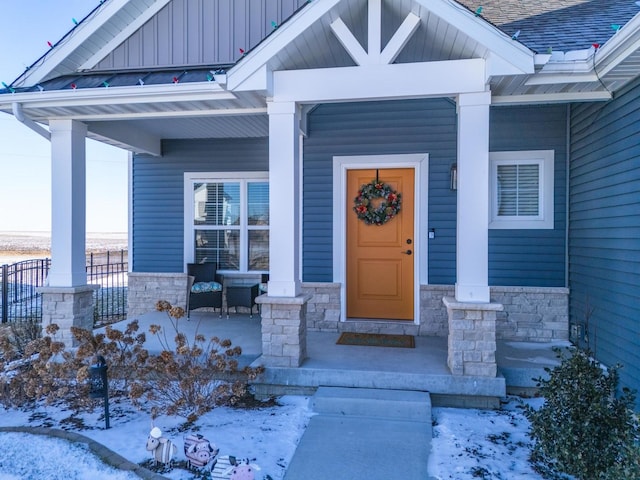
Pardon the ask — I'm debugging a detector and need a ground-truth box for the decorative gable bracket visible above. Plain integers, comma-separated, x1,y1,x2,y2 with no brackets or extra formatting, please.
330,0,420,66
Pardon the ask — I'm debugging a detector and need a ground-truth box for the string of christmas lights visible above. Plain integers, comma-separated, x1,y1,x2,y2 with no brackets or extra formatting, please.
2,0,639,95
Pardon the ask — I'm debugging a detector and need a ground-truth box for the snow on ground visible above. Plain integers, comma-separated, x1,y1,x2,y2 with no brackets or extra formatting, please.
0,394,548,479
0,395,313,480
429,397,546,480
0,233,550,478
0,432,140,480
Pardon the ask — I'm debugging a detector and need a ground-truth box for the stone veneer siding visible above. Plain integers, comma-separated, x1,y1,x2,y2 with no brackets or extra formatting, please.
492,286,569,342
303,283,341,332
302,283,568,342
127,272,190,318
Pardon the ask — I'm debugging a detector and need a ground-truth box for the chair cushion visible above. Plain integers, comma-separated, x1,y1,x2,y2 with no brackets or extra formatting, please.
191,281,223,294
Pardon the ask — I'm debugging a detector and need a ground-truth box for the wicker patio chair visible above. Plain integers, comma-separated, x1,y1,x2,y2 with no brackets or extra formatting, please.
187,262,224,317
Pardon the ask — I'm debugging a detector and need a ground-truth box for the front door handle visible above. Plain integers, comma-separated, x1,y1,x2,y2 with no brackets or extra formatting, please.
401,250,412,255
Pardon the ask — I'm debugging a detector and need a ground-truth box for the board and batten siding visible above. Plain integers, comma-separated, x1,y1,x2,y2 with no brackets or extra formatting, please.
489,105,568,287
132,138,268,272
95,0,308,70
569,78,640,403
303,100,568,287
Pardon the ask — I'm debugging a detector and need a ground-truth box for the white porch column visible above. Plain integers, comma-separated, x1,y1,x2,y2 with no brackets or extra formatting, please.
267,101,301,297
48,119,88,287
455,92,491,303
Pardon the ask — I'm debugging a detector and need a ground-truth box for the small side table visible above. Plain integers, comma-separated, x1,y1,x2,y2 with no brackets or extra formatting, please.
226,282,259,317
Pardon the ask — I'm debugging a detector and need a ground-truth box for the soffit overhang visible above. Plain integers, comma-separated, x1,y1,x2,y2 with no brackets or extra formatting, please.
2,0,640,151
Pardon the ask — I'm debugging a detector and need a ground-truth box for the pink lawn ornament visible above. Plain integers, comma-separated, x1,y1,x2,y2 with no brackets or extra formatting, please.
184,433,219,469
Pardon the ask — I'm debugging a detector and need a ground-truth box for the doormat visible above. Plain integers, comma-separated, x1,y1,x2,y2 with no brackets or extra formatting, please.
336,332,415,348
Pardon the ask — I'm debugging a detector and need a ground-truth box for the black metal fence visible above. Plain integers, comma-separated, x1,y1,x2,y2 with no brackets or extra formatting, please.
0,251,128,327
88,250,128,327
1,259,50,324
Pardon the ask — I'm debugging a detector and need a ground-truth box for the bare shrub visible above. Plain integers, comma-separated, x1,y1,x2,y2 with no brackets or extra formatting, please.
0,303,263,422
0,320,42,362
0,324,78,408
71,320,148,393
128,301,264,422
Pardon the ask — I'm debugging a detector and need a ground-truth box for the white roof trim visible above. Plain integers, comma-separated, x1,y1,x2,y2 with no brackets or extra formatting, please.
591,11,640,77
78,0,173,71
413,0,534,75
0,82,234,111
16,0,129,87
527,13,640,88
273,60,487,103
14,0,172,88
228,0,535,93
226,0,342,91
492,91,612,105
525,73,599,86
62,107,267,122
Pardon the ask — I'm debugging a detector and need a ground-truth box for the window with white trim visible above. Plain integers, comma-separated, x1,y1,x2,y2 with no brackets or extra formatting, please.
489,150,554,229
186,173,269,272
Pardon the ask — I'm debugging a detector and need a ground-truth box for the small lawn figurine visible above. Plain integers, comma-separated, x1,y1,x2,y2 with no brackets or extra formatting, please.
146,426,178,467
225,458,262,480
184,433,219,470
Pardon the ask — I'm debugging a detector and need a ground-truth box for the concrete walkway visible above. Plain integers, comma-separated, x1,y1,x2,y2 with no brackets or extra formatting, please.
284,387,435,480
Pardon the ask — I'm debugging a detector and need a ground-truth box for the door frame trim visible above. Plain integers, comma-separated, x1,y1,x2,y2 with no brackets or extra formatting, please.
333,154,429,324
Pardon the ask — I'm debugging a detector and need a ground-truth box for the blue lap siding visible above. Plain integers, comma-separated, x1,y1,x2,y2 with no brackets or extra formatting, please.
303,98,458,283
489,105,568,287
303,100,567,286
132,138,268,272
569,78,640,402
131,101,568,289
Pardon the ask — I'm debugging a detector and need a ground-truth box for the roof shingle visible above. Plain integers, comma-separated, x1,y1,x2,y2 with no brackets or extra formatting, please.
455,0,640,53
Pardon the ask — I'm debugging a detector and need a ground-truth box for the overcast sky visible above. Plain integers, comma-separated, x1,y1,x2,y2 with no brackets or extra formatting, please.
0,0,128,233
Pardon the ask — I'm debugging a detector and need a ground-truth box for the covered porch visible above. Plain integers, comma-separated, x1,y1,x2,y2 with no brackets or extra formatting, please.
0,0,573,392
128,310,565,408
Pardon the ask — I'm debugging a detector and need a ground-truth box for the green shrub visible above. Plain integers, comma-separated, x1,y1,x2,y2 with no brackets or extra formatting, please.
523,348,639,479
600,442,640,480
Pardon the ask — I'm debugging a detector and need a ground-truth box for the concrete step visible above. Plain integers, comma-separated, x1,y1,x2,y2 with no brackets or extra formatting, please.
284,387,434,480
312,386,431,422
284,414,432,480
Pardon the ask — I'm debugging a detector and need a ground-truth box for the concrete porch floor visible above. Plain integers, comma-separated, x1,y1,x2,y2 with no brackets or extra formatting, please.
121,310,568,407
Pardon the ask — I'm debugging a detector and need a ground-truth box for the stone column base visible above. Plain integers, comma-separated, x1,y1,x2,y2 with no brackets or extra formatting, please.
256,294,312,367
443,297,503,377
39,285,99,348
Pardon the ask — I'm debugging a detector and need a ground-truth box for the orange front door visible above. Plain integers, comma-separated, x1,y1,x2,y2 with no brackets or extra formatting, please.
346,168,415,320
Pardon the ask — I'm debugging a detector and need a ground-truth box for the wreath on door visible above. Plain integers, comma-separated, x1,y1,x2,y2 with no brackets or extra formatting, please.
353,180,402,225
